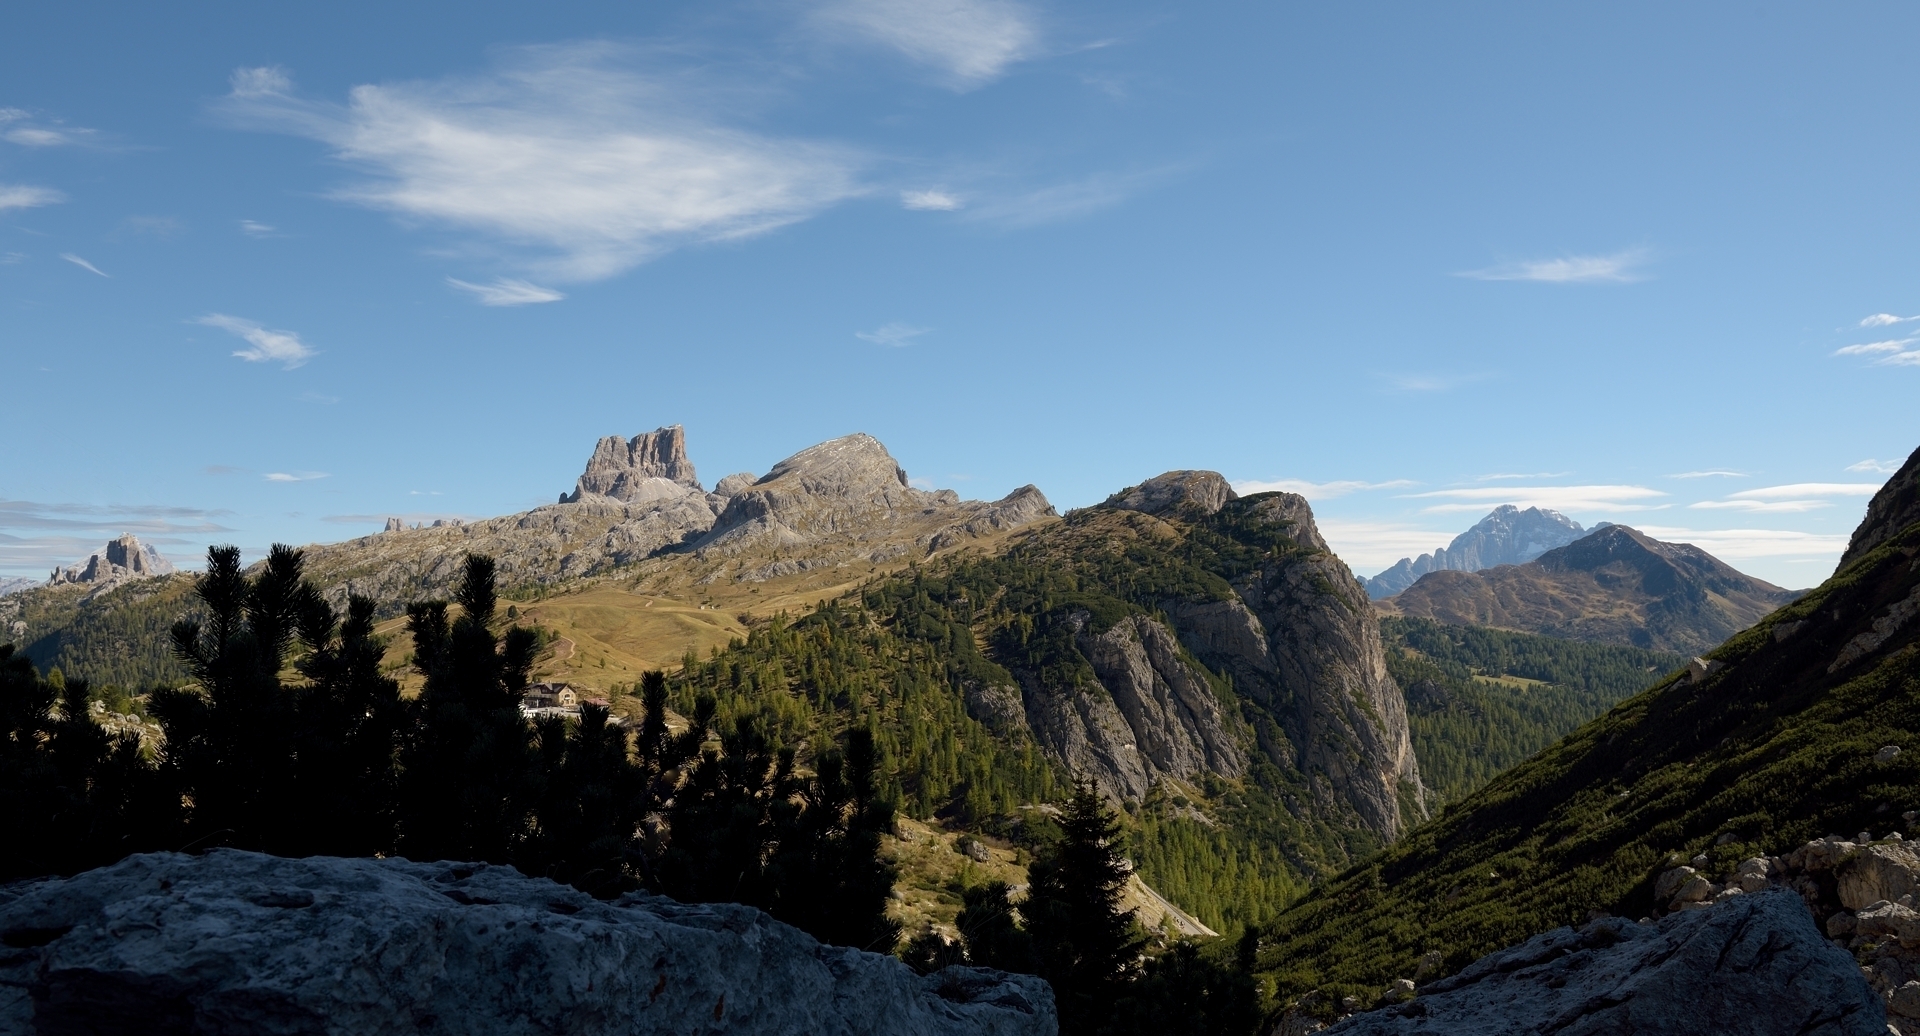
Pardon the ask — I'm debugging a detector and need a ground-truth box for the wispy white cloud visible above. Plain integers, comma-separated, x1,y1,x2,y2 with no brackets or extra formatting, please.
240,219,277,236
1689,499,1831,513
1860,313,1919,327
1633,525,1852,563
1316,519,1461,573
216,47,865,282
1233,478,1415,500
814,0,1041,87
901,188,962,211
1835,339,1911,356
1833,337,1920,367
59,253,108,277
1403,484,1667,514
1689,481,1884,514
447,277,566,306
1848,459,1904,474
0,184,62,211
1726,483,1882,500
1669,470,1746,479
963,169,1166,227
0,108,98,148
1458,249,1648,284
856,321,929,346
264,471,329,483
196,313,315,369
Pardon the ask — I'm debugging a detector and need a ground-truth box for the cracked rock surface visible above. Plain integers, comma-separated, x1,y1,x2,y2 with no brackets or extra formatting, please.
1326,888,1883,1035
0,850,1055,1036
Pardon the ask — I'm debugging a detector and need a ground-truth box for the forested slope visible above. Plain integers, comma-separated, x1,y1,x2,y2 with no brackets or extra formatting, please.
1384,617,1685,803
1254,445,1920,1005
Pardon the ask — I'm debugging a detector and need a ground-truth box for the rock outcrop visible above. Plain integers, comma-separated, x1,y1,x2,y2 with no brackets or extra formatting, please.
0,849,1055,1036
1845,449,1920,567
1018,611,1246,802
1324,889,1882,1035
1363,505,1586,599
694,434,1057,581
1104,470,1236,517
1380,524,1801,654
563,425,703,504
46,533,175,588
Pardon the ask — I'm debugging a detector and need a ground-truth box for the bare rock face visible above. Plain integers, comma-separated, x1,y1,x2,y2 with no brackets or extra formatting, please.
564,425,703,504
1844,445,1920,567
1327,889,1883,1035
1105,470,1235,517
0,849,1055,1036
1231,539,1419,836
1019,611,1246,801
696,434,1058,580
47,534,174,588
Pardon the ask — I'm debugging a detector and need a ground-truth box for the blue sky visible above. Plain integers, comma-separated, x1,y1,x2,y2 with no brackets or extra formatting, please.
3,1,1916,588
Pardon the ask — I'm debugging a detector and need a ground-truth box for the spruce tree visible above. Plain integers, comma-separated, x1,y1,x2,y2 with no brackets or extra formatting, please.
1024,779,1144,1035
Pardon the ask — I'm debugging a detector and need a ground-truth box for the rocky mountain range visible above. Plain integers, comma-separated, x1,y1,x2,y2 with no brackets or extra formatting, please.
1362,505,1588,598
1378,523,1801,654
0,577,37,598
296,426,1056,608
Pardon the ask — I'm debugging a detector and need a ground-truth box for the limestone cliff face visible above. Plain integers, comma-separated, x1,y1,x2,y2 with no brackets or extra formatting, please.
1224,534,1421,838
991,470,1425,840
564,425,703,504
1017,611,1246,802
48,534,175,589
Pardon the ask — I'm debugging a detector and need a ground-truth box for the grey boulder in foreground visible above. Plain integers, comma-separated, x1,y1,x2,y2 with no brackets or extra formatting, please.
0,849,1055,1036
1328,888,1883,1035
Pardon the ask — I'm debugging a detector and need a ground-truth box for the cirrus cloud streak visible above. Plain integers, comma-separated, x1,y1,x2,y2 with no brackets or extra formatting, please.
216,46,866,283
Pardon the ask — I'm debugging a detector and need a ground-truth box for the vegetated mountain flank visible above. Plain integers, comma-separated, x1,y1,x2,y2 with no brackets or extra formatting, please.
1383,616,1685,806
1378,523,1802,655
47,533,175,589
294,426,1055,609
671,469,1425,931
1251,441,1920,1010
0,534,196,690
1362,505,1587,599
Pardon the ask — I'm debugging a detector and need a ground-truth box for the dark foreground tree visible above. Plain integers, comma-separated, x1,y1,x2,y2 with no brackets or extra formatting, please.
0,547,903,953
1024,779,1145,1033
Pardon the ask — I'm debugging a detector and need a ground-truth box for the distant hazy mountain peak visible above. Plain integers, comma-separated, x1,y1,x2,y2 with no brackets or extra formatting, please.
47,533,175,590
1364,505,1586,598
